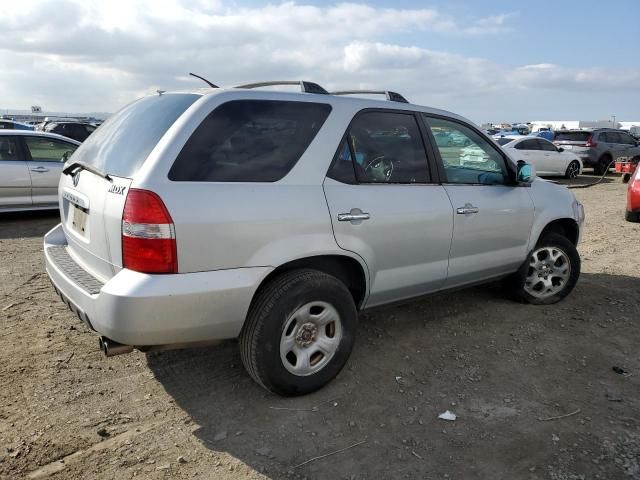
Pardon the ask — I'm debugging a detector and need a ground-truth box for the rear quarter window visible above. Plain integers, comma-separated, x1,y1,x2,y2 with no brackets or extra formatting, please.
169,100,331,182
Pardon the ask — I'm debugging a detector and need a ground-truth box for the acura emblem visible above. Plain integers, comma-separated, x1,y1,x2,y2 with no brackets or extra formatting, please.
72,171,80,187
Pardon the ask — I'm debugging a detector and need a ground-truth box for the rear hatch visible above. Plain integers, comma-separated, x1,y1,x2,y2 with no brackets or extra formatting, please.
554,131,593,153
58,93,199,282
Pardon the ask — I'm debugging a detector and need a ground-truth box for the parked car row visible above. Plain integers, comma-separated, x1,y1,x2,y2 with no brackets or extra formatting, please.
0,119,34,131
490,128,640,178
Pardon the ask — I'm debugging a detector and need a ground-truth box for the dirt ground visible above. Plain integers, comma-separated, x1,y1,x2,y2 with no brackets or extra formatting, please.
1,175,639,480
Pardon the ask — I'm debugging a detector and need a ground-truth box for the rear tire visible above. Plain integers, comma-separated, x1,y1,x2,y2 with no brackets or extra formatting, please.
239,269,357,396
508,233,580,305
564,160,580,179
626,210,640,223
593,155,611,176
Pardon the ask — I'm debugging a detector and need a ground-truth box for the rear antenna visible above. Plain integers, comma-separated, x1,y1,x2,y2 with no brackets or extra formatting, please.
188,72,219,88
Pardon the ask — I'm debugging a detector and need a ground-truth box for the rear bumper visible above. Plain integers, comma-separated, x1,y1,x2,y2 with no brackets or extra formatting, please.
44,223,272,346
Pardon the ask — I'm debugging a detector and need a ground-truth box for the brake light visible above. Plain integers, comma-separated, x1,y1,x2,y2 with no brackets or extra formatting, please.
585,135,597,147
122,189,177,274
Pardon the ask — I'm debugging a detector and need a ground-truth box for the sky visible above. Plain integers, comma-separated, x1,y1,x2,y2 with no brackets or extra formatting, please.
1,0,639,123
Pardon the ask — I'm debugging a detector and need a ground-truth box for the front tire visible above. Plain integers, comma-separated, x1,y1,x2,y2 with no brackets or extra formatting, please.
509,233,580,305
239,269,357,396
564,160,581,179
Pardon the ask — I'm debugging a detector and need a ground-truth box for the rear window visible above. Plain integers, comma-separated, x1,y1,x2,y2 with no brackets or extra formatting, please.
71,93,199,178
169,100,331,182
555,131,591,142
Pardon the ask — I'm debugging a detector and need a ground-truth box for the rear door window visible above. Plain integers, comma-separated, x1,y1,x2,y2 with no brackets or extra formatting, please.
169,100,331,182
537,139,557,151
604,132,622,143
515,139,539,150
339,111,430,184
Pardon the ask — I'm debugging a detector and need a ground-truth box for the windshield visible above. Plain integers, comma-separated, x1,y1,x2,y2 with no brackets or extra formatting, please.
555,131,591,142
496,138,515,146
70,93,199,177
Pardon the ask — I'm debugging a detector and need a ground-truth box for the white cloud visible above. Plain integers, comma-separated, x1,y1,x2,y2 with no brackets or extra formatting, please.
0,0,638,121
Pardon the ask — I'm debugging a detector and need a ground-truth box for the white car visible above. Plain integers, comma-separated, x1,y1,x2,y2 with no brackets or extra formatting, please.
501,137,583,179
0,130,80,211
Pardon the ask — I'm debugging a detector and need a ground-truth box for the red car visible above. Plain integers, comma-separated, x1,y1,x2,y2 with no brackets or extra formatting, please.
627,165,640,222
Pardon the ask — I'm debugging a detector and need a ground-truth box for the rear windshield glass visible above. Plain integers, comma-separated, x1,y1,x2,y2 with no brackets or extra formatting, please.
496,138,515,145
169,100,331,182
555,131,591,142
70,93,199,178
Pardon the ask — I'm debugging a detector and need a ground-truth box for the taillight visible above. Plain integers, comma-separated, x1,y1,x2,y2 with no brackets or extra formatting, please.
122,189,177,274
585,135,597,147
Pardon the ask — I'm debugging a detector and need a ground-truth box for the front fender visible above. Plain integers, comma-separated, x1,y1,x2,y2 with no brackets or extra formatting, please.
527,179,583,249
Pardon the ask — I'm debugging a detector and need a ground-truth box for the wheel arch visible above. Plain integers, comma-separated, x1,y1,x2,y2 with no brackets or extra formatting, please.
253,254,369,310
537,218,579,246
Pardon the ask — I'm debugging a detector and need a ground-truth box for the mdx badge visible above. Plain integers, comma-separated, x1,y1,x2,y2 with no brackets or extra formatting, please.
108,185,126,195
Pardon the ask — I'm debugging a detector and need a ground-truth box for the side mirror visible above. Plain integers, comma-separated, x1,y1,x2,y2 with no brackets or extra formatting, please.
517,161,535,183
557,147,564,152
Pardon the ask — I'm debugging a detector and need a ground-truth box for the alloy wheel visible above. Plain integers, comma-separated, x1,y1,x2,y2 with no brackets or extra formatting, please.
524,246,571,299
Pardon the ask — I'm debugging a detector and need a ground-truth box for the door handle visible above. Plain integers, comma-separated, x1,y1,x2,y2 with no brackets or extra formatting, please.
30,166,49,172
456,204,479,215
338,212,370,222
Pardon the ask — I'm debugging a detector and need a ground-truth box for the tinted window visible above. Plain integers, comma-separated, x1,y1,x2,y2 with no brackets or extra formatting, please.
515,139,539,150
425,116,507,185
0,136,20,160
24,136,78,162
343,111,429,184
170,100,331,182
604,132,622,143
72,93,199,178
327,140,357,184
538,139,557,151
0,121,14,130
555,131,591,142
620,132,636,145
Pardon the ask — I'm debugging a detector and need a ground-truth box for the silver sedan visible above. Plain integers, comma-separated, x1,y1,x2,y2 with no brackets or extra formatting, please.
0,130,80,212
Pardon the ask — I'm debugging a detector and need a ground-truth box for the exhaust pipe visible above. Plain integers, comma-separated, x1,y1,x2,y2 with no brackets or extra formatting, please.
99,336,134,357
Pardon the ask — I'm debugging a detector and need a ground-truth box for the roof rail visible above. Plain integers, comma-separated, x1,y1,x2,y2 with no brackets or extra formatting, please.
331,90,409,103
234,81,329,95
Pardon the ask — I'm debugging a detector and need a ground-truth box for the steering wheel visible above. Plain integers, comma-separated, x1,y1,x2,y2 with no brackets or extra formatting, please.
364,155,394,181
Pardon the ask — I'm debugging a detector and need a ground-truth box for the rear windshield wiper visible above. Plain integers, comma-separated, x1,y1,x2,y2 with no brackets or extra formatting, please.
62,161,112,183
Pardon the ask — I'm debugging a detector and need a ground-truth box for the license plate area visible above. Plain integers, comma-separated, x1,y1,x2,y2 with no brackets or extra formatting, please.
70,204,89,236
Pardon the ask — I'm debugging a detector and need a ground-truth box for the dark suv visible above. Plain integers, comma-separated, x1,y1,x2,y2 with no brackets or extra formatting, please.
554,129,640,175
44,122,96,142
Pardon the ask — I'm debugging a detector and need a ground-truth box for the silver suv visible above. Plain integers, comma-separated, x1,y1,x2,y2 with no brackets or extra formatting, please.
554,128,640,176
44,81,585,396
